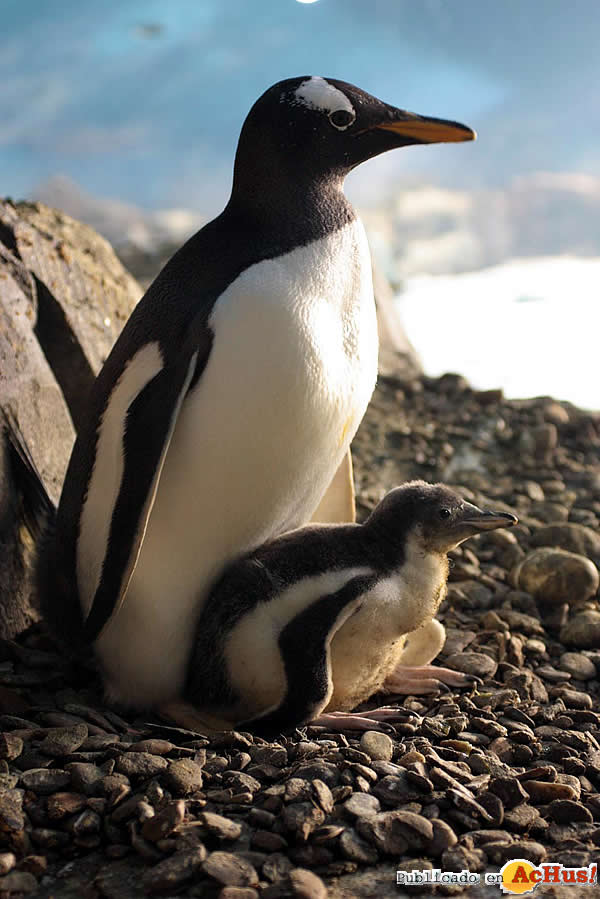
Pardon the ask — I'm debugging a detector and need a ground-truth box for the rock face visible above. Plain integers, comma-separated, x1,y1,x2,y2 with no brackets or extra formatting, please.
0,199,141,639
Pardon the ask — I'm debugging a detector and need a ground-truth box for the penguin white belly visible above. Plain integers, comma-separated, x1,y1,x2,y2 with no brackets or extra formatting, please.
96,219,378,706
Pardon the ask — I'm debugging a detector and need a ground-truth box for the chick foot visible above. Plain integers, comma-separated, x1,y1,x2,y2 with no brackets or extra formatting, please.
311,707,413,731
383,664,480,695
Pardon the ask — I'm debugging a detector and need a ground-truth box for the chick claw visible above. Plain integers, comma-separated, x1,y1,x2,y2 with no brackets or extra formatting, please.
311,707,413,732
383,664,481,695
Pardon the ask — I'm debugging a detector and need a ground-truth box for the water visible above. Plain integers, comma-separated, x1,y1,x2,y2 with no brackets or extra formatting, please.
396,256,600,411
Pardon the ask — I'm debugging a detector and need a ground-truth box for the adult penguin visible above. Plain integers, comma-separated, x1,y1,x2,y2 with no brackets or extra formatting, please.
37,76,475,708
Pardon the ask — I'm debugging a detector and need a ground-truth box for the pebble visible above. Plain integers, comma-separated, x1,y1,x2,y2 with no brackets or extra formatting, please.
203,851,259,887
0,871,38,893
38,723,88,757
445,652,498,678
115,752,168,781
200,811,242,841
46,791,87,819
561,610,600,649
522,780,577,803
359,731,393,761
488,776,528,809
20,768,70,794
141,800,185,842
512,547,599,604
339,828,378,864
67,762,103,795
143,847,207,893
0,733,23,761
548,799,593,824
0,853,15,876
343,792,381,819
163,758,203,795
559,652,597,679
0,790,24,832
425,819,458,856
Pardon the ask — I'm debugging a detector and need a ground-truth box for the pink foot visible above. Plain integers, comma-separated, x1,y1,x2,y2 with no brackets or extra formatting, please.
311,707,412,732
383,664,479,695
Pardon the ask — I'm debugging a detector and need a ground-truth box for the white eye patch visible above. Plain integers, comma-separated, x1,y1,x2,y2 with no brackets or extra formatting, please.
293,76,355,123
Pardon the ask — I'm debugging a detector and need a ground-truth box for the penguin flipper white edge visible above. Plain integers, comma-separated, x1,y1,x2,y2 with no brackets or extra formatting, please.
82,340,204,642
310,448,356,524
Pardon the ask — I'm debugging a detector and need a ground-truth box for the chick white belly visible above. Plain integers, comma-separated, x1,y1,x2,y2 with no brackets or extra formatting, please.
96,221,378,706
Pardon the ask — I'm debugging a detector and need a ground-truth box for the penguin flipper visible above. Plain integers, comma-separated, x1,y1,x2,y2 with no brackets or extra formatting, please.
310,449,356,524
82,341,206,642
243,574,375,737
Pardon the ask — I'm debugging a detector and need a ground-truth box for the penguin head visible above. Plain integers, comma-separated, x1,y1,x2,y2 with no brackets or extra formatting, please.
370,481,517,554
232,76,475,192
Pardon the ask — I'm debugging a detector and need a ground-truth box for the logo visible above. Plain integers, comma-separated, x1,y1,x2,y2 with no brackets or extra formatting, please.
500,860,597,893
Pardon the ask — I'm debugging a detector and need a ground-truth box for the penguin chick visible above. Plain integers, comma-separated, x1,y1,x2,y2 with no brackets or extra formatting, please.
168,482,516,736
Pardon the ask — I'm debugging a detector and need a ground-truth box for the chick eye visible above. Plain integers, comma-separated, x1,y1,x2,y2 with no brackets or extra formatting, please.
439,508,451,519
329,109,355,130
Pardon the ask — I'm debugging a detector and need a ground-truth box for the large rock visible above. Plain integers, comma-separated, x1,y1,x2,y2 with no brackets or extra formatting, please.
0,200,141,432
529,522,600,565
511,547,599,605
0,199,141,639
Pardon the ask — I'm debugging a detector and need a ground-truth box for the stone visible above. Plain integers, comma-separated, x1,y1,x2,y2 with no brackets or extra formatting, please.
202,851,259,887
46,792,87,819
561,611,600,649
343,792,381,819
0,733,23,761
292,761,340,787
20,768,70,794
38,723,88,757
530,522,600,563
445,651,498,678
549,799,593,824
281,803,325,842
360,731,393,761
142,800,185,842
489,776,528,809
287,867,328,899
357,809,433,856
67,762,104,795
128,739,175,756
0,789,25,832
163,758,203,796
559,652,597,679
0,853,15,876
115,752,168,781
522,780,577,803
200,811,242,841
339,828,379,864
425,819,458,857
143,847,207,893
512,548,599,604
0,871,38,893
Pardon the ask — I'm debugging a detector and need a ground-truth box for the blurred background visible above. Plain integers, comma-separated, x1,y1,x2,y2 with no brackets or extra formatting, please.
3,0,599,408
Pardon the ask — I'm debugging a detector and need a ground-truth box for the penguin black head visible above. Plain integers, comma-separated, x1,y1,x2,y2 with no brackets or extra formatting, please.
231,76,475,200
369,481,517,554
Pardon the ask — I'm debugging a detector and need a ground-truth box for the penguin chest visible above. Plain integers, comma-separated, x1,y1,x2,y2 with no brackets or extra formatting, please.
164,217,378,542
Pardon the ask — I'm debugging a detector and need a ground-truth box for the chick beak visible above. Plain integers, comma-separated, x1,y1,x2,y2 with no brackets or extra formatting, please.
374,109,476,145
458,506,518,532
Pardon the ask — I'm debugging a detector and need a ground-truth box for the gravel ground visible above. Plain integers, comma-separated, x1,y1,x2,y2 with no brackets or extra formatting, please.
1,368,599,898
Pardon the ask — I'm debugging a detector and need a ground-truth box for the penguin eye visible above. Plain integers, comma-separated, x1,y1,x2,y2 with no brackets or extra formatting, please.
329,109,356,131
439,508,451,520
